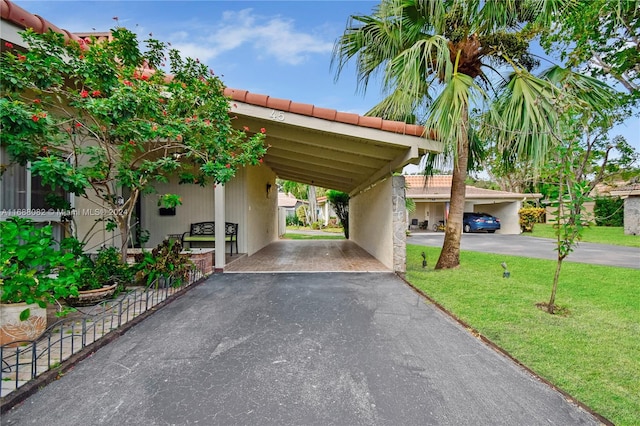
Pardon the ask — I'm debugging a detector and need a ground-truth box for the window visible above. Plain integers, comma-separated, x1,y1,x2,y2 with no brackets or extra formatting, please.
1,148,68,211
1,148,69,242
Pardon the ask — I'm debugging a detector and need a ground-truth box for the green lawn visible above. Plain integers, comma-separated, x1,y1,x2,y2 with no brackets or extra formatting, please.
405,244,639,426
286,225,345,234
281,233,345,240
528,224,640,248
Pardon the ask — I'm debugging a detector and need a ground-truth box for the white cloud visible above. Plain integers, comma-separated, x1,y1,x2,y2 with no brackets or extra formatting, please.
169,8,333,66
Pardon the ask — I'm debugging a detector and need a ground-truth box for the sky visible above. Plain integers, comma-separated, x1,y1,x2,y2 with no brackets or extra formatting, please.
12,1,640,160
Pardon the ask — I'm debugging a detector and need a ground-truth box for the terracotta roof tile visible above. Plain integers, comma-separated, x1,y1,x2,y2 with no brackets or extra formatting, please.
2,0,429,138
2,0,83,45
266,97,291,111
335,111,360,125
244,92,269,107
313,106,337,121
289,101,314,116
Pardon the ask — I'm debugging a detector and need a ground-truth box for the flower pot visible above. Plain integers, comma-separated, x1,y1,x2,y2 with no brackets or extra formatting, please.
64,283,118,307
0,302,47,346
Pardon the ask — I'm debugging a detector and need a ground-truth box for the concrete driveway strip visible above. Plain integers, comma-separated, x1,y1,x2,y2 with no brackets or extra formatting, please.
3,273,600,425
410,233,640,269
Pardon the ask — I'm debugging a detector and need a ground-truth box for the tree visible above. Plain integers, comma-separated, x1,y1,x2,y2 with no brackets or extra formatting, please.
333,0,575,269
1,28,266,259
494,66,625,314
326,189,350,238
540,0,640,95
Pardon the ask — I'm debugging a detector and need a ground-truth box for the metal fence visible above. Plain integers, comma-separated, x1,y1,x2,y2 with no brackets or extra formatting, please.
1,259,206,399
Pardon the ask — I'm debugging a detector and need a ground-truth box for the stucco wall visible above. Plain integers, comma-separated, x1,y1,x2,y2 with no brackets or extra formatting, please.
623,196,640,235
245,165,278,255
350,178,395,271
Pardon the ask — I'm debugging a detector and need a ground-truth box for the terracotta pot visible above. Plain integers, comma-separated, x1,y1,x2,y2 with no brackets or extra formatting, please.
0,302,47,346
64,283,118,307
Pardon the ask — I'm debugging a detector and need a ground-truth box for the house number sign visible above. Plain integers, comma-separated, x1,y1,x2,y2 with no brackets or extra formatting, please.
270,109,285,122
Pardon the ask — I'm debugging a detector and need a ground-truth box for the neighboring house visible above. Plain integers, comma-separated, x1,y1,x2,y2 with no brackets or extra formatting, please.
1,0,440,273
316,196,337,226
405,175,542,234
610,184,640,235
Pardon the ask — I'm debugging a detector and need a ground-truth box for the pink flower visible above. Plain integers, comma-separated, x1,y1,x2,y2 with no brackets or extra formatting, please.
123,80,133,87
225,164,231,169
80,90,89,98
75,122,82,128
260,128,266,134
243,126,250,132
92,90,101,97
141,75,149,81
4,42,13,48
17,54,26,61
31,115,39,122
33,99,41,104
259,158,263,163
128,140,136,146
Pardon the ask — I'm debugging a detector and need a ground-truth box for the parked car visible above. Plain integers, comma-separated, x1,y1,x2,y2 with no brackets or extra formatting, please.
463,212,501,233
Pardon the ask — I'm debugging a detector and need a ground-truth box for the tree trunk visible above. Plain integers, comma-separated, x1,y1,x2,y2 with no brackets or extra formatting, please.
548,256,565,314
308,185,318,224
435,109,469,270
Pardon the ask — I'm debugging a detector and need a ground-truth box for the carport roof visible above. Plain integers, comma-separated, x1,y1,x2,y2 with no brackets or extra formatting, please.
1,0,441,196
224,89,439,195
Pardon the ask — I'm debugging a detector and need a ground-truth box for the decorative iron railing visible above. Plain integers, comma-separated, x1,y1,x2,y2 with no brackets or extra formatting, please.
0,259,206,400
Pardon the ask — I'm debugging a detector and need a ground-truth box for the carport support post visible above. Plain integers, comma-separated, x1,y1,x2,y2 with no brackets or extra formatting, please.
392,175,407,273
214,184,225,271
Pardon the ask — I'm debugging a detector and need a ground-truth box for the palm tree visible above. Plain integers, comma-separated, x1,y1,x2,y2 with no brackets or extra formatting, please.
333,0,573,269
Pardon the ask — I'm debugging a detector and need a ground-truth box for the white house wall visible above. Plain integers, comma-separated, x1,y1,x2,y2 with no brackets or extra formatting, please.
245,164,278,255
350,178,394,270
141,180,215,248
224,167,248,255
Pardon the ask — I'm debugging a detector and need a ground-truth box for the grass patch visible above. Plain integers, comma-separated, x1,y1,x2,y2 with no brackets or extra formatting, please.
281,233,345,240
406,244,639,426
285,225,345,234
527,224,640,247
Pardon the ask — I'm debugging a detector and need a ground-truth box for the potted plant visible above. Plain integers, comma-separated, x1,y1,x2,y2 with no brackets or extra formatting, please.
64,246,133,307
0,217,79,345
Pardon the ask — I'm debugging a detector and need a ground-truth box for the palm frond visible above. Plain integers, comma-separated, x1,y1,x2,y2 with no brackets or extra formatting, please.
385,36,452,97
423,73,486,163
490,71,561,170
541,65,619,115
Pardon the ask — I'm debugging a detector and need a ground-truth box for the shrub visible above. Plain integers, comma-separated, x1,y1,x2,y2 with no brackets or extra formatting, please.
133,239,192,286
594,197,624,226
286,214,301,226
311,221,323,230
0,217,78,318
518,207,546,232
296,205,307,225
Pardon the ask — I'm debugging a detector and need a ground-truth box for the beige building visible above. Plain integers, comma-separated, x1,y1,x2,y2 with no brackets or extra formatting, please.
405,175,542,234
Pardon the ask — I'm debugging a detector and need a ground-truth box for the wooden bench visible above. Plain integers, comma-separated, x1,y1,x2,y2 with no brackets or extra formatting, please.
181,222,238,255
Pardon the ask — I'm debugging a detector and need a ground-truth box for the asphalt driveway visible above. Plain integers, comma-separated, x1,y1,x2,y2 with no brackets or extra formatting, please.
409,232,640,269
3,273,600,425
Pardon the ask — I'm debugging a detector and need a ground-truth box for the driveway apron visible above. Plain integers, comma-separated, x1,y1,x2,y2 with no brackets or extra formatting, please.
2,273,600,425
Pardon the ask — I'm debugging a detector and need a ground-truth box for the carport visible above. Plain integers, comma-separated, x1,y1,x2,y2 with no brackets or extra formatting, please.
209,89,440,272
0,2,440,274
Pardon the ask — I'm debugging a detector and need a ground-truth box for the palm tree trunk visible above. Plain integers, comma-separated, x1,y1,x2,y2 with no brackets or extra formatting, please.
435,109,469,269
